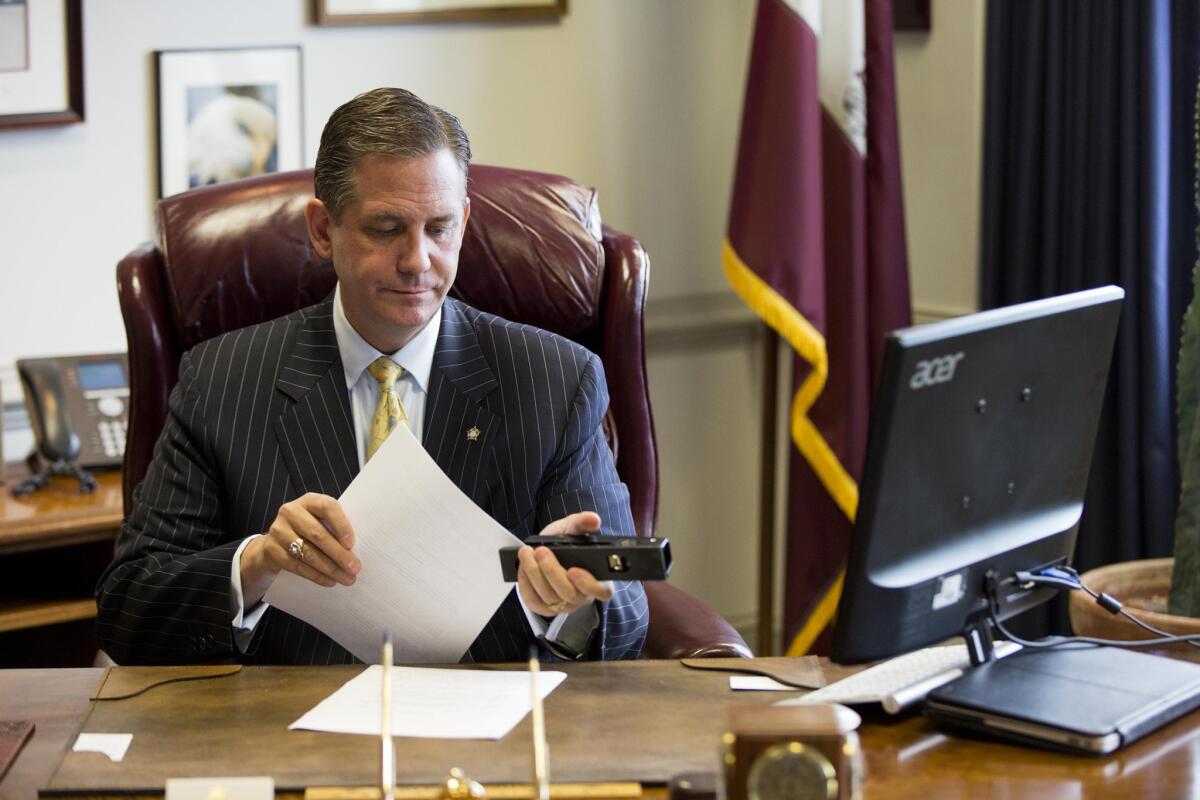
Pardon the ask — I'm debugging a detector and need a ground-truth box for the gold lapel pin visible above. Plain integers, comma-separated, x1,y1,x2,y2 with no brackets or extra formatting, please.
466,426,481,442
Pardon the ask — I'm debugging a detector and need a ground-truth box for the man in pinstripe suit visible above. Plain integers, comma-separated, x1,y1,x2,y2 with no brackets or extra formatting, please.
96,88,649,665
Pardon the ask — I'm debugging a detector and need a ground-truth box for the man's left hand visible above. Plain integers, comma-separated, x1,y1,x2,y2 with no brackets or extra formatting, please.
516,511,614,617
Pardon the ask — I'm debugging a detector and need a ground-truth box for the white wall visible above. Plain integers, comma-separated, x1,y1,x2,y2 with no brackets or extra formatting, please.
894,0,987,321
1,0,766,632
1,0,754,370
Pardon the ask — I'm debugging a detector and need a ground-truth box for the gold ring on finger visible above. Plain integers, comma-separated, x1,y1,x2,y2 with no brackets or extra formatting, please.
547,600,569,614
288,537,307,561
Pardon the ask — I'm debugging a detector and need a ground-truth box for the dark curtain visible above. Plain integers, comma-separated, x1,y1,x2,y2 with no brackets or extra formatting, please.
980,0,1200,635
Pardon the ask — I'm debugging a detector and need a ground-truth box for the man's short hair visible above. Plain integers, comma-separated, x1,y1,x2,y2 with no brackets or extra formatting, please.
314,87,472,221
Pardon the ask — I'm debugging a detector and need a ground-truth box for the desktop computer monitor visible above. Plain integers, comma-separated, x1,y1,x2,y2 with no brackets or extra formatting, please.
831,285,1124,665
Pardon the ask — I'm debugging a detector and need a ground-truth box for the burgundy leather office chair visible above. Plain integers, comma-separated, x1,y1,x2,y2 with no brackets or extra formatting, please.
116,165,752,660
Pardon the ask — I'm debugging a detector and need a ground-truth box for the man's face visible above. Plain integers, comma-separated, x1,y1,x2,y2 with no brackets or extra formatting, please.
306,148,470,353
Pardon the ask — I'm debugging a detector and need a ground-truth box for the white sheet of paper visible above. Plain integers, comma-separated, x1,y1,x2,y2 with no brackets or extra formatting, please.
166,777,274,800
729,675,798,691
72,733,133,762
264,423,522,663
290,665,567,740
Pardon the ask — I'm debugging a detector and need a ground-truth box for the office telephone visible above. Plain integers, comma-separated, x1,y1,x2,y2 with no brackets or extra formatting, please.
12,353,129,495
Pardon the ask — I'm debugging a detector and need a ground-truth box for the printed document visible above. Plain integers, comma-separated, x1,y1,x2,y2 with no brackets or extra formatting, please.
291,665,567,740
265,424,522,663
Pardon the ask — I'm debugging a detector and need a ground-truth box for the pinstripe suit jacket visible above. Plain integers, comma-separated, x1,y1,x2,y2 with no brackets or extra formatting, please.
96,297,649,665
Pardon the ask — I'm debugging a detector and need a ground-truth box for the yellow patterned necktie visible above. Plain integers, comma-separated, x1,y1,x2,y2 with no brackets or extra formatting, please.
366,357,410,461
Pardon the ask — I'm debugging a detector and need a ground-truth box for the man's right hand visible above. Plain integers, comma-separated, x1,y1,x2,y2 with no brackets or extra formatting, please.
239,492,361,607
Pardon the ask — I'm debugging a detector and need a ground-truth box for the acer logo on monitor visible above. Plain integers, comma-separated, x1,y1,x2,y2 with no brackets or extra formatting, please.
909,352,965,390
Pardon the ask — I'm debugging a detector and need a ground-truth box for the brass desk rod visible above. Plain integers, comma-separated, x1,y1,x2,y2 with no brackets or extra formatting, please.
306,785,642,800
529,652,550,800
381,633,395,800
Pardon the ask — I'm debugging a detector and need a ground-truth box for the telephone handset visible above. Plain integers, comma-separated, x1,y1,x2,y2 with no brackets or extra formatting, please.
12,353,129,496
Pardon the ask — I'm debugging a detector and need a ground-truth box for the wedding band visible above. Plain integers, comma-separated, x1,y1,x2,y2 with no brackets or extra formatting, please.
547,601,569,614
288,538,307,561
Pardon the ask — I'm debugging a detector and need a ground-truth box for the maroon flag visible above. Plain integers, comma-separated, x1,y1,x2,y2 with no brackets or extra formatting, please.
723,0,911,655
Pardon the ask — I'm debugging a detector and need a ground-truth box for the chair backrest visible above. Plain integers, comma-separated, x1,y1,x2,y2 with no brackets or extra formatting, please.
116,165,658,537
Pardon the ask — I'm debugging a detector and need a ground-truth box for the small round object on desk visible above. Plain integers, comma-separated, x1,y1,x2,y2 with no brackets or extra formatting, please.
723,702,861,800
746,742,837,800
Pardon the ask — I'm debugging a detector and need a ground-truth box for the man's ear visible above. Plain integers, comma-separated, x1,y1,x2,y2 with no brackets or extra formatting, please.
305,197,334,259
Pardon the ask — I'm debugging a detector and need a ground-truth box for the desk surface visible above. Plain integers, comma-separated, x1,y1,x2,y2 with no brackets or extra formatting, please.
3,659,1200,799
0,463,122,555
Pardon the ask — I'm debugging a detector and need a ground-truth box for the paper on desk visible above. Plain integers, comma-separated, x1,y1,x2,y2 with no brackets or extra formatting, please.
730,675,799,691
73,733,133,762
291,665,567,740
264,423,522,663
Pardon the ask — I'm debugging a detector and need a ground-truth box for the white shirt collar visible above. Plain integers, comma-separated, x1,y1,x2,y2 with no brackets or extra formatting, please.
332,284,440,392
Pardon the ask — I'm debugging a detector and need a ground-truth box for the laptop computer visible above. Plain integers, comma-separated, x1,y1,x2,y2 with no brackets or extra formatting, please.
924,645,1200,755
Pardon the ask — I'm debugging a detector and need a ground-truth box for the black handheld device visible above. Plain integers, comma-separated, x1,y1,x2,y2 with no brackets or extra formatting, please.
499,535,672,582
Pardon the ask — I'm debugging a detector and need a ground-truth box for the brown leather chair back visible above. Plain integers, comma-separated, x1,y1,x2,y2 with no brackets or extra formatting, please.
118,165,656,534
117,165,750,660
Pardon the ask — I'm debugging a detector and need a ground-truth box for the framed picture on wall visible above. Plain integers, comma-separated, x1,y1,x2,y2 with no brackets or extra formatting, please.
155,45,304,198
0,0,84,128
314,0,567,26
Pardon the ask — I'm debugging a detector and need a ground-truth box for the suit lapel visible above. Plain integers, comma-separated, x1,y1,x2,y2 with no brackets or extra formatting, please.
273,300,359,498
425,299,501,507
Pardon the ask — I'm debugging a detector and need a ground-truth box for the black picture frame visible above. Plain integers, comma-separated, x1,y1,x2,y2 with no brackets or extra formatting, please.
0,0,84,128
314,0,567,26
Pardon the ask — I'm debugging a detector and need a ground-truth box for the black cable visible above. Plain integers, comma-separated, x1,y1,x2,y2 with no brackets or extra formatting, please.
1061,566,1200,652
991,612,1200,652
90,666,243,701
980,566,1200,656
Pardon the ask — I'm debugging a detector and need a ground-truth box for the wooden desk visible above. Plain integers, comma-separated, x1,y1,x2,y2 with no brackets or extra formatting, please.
0,668,99,800
0,463,123,667
2,660,1199,799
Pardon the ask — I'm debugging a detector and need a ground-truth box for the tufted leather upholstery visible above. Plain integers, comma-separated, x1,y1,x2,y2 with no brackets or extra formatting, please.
116,165,752,660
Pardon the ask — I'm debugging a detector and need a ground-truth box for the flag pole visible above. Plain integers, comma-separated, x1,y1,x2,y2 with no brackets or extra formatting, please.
757,325,779,656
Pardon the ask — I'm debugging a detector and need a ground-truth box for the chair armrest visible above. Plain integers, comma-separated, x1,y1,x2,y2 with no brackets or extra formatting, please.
641,582,754,660
117,243,179,514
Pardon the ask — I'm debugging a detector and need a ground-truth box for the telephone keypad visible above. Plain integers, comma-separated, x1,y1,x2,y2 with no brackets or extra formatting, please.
98,419,127,459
